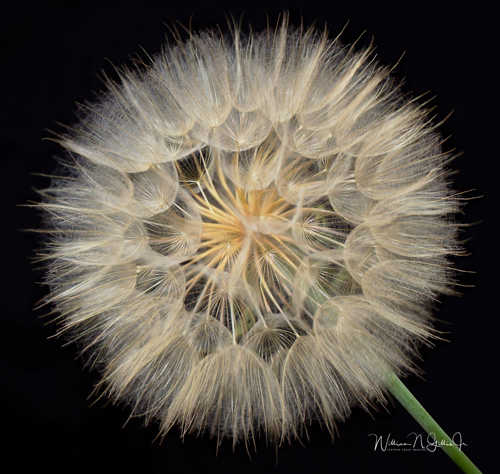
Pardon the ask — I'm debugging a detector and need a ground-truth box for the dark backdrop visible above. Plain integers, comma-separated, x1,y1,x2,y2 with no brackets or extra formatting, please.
4,1,498,473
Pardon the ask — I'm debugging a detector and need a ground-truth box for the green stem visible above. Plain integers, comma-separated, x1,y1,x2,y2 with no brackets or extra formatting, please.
386,371,482,474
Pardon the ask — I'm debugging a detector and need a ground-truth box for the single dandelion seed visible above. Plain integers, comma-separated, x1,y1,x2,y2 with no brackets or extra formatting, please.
36,16,481,473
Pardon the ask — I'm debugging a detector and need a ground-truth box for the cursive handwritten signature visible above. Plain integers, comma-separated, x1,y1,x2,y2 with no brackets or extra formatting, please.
369,432,467,452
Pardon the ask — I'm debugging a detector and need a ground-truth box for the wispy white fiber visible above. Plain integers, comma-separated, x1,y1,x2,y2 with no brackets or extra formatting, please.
39,18,460,446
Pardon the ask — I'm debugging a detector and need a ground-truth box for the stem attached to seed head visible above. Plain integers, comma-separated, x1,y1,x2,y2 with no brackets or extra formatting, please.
386,371,482,474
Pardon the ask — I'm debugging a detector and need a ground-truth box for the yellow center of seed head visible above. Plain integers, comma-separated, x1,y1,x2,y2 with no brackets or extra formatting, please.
171,148,350,339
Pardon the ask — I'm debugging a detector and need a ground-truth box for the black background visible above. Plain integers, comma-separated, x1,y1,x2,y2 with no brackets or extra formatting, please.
4,1,498,473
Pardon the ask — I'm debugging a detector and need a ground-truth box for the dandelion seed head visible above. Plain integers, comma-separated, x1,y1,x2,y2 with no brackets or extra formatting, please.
40,18,459,446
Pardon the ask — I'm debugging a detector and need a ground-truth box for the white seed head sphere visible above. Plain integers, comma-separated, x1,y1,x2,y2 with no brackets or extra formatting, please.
41,21,459,446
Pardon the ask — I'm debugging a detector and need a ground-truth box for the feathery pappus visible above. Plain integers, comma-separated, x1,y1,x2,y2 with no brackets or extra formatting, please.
38,18,460,447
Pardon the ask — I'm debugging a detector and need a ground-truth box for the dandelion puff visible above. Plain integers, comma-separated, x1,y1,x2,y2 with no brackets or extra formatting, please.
37,16,481,472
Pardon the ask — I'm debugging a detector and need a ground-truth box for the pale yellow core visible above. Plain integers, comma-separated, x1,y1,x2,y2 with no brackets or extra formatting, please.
176,151,302,320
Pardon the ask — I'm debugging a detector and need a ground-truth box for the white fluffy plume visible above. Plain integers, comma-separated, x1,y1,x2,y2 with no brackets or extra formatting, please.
39,18,459,446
